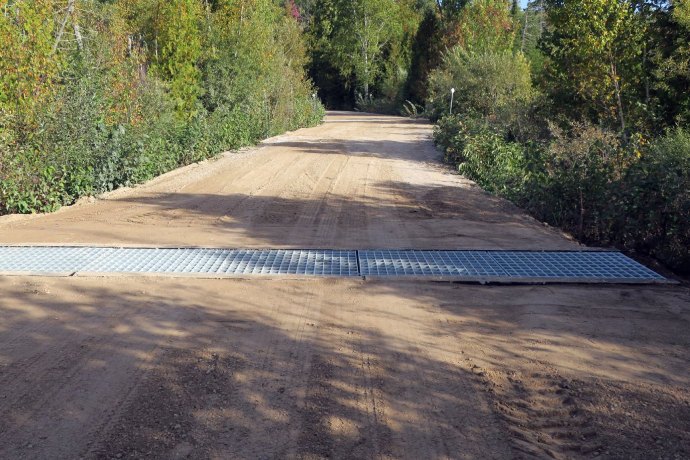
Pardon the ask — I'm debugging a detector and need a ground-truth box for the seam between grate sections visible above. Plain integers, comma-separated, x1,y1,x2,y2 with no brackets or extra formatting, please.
0,247,668,282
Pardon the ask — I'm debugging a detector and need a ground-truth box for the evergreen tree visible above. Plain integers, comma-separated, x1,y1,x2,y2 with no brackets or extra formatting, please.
403,8,443,104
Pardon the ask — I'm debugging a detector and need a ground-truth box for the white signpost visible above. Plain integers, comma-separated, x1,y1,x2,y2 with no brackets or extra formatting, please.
450,87,455,115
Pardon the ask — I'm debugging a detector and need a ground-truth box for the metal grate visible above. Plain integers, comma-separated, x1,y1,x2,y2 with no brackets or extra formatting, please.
358,250,666,282
0,247,359,277
357,250,504,277
0,246,667,282
488,251,662,280
0,246,114,274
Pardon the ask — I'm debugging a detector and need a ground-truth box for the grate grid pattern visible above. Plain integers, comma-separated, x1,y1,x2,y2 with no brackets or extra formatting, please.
0,247,359,277
358,250,665,281
0,247,114,273
0,247,666,282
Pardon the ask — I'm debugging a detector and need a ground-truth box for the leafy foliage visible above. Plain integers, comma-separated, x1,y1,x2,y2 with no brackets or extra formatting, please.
429,0,689,273
435,115,690,274
304,0,427,110
0,0,324,216
154,0,204,118
427,49,534,127
0,0,61,127
541,0,645,132
448,0,515,53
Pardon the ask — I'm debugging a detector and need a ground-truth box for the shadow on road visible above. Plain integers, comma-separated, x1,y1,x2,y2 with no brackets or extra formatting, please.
0,277,688,459
96,179,572,250
0,279,510,459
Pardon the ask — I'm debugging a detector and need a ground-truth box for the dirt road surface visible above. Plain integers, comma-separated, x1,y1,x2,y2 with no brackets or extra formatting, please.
0,112,689,459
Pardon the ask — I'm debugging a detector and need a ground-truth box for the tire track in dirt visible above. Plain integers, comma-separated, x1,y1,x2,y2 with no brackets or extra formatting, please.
331,157,371,244
89,282,333,459
312,156,353,244
457,344,604,459
293,299,398,460
241,154,325,230
285,154,344,245
202,282,326,458
363,159,414,249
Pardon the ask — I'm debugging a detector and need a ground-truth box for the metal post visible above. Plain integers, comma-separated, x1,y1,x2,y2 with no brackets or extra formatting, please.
450,88,455,115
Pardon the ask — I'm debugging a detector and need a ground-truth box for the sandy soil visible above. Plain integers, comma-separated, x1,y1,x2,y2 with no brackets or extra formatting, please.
0,112,689,459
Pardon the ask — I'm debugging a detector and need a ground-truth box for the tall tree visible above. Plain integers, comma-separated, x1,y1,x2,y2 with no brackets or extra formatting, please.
154,0,204,118
647,0,690,125
542,0,645,133
435,0,468,18
403,8,443,104
330,0,403,99
0,0,61,127
674,0,690,27
450,0,515,53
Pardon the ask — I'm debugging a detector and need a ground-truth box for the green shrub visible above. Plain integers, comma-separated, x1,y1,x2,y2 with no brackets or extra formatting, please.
426,48,534,129
0,0,325,217
540,123,625,241
434,114,690,274
434,115,530,199
616,129,690,272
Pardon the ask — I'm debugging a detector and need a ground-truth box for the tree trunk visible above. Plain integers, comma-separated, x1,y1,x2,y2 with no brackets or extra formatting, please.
610,60,626,135
521,8,528,52
53,0,76,54
363,14,370,99
642,43,650,105
73,22,83,51
579,188,585,241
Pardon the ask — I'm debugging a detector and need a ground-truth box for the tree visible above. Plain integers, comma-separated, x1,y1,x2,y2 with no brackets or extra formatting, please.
517,0,546,73
674,0,690,28
647,0,690,125
330,0,403,99
154,0,204,118
403,8,443,104
451,0,515,53
542,0,645,133
0,0,61,127
435,0,469,18
427,49,534,127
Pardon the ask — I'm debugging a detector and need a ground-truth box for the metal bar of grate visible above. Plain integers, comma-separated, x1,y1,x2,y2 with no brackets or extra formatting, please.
0,247,668,283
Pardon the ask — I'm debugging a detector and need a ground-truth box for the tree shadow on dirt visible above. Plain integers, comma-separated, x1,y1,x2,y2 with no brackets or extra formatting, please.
260,139,438,163
1,277,689,459
0,278,514,459
356,280,690,459
99,179,573,250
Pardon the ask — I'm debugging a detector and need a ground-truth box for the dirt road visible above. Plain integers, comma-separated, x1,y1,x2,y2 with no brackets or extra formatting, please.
0,112,688,459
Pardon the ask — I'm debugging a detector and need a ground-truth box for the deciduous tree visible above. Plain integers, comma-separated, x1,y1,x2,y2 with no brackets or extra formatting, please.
154,0,204,118
542,0,645,133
